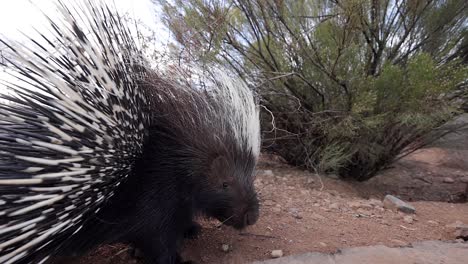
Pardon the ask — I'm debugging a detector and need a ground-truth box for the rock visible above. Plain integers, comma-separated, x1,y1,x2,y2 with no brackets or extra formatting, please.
347,201,362,209
455,228,468,241
446,221,464,229
310,213,325,221
443,177,455,183
252,240,468,264
368,199,384,207
356,208,372,216
347,200,373,210
393,213,403,220
271,250,283,258
446,221,468,240
272,207,282,213
289,208,302,219
221,244,231,252
329,203,340,210
390,239,407,247
383,195,416,214
289,207,299,213
306,178,315,184
380,220,390,226
319,242,327,247
403,216,414,224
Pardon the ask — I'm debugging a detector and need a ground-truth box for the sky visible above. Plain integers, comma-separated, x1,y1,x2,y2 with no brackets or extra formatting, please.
0,0,171,94
0,0,166,39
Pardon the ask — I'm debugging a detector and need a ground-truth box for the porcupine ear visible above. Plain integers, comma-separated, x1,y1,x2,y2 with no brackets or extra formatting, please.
209,155,231,183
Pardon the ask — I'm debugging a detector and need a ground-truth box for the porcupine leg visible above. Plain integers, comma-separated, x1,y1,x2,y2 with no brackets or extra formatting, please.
183,221,202,239
133,231,189,264
127,205,196,264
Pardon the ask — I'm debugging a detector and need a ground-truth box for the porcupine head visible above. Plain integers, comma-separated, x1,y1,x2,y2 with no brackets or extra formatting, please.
145,72,262,230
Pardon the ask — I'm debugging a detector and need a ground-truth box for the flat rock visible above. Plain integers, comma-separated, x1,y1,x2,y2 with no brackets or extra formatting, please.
252,240,468,264
383,195,415,214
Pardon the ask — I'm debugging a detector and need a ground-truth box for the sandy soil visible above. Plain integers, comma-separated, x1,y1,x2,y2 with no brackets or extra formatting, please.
75,156,468,264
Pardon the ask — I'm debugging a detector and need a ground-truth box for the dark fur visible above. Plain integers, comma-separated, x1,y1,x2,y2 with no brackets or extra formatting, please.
60,76,259,264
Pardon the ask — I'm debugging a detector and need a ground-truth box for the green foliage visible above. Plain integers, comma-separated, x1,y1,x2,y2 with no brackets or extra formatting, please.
159,0,468,180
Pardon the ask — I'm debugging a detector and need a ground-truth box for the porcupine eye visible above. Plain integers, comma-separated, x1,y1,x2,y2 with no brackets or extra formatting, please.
222,182,229,189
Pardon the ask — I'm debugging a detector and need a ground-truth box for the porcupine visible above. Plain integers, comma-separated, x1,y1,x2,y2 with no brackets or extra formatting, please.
0,1,261,263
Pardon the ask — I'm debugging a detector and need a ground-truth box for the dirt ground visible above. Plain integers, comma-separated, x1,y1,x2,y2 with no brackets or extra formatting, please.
76,155,468,264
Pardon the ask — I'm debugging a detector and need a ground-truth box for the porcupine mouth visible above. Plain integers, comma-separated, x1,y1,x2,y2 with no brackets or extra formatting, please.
218,209,259,230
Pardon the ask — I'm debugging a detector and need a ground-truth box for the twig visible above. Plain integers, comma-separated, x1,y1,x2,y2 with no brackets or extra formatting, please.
239,232,279,239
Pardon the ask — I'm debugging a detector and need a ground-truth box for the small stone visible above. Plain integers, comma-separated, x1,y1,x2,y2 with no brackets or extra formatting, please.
262,170,274,177
311,213,325,221
375,206,385,212
319,242,327,247
443,177,455,183
393,213,403,220
455,228,468,240
403,215,414,224
347,201,373,210
221,244,230,252
446,221,464,229
288,208,302,219
347,201,362,209
368,199,384,207
380,220,390,226
383,195,416,214
427,220,439,226
271,250,283,258
307,178,315,184
356,208,372,216
329,203,340,210
390,239,407,247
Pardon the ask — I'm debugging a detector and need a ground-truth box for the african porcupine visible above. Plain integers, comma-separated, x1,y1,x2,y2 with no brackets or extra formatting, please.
0,1,261,264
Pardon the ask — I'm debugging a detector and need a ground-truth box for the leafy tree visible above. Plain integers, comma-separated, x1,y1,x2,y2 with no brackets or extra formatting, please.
158,0,468,180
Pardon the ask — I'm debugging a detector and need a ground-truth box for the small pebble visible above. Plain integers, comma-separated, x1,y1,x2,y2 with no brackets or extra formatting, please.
221,244,230,252
271,250,283,258
403,215,414,224
443,177,455,183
